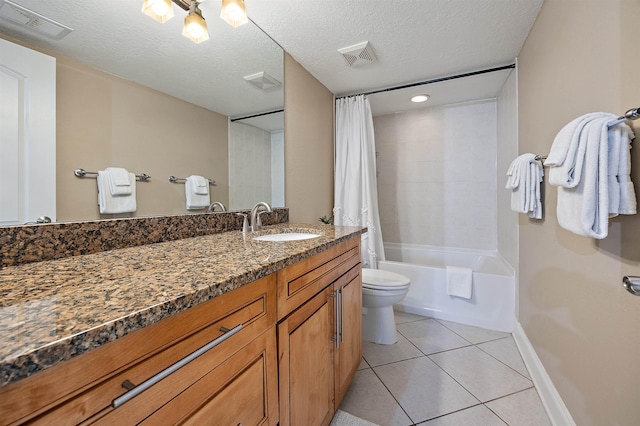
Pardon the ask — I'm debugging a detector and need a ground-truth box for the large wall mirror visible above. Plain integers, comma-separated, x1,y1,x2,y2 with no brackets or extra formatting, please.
0,0,284,226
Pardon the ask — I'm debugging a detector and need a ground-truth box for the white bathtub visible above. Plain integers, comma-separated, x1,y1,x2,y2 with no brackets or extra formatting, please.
379,243,516,332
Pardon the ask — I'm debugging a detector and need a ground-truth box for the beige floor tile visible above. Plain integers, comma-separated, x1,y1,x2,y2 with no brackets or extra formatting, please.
486,388,552,426
397,319,471,355
436,319,510,344
373,357,479,423
394,309,428,324
339,369,413,426
478,336,530,379
363,334,424,367
429,346,533,402
358,357,370,370
418,404,507,425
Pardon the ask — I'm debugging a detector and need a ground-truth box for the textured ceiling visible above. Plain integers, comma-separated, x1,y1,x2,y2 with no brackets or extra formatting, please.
0,0,543,121
248,0,543,97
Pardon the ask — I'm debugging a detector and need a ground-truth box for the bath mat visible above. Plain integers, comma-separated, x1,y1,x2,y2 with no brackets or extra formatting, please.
330,409,380,426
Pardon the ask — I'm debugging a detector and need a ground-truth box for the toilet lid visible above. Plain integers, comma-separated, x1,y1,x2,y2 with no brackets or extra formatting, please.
362,268,410,290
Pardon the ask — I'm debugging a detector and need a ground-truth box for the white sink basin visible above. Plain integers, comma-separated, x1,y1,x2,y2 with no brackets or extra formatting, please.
253,232,321,242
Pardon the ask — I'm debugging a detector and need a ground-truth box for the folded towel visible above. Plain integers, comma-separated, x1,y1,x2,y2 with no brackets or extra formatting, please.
506,153,544,219
446,266,473,299
185,175,210,210
104,167,132,196
97,171,137,214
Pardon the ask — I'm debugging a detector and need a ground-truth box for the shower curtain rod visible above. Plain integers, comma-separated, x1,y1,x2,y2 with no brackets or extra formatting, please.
230,109,284,122
336,63,516,99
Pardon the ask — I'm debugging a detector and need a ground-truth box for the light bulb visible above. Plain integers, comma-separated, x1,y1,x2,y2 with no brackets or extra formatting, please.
142,0,174,23
151,0,169,15
220,0,248,28
411,95,430,103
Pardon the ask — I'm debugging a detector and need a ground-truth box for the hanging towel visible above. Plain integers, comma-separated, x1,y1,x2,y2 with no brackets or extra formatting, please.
446,266,473,299
547,113,615,188
506,153,544,219
185,175,210,210
550,114,636,239
104,167,132,196
609,124,636,215
97,171,137,214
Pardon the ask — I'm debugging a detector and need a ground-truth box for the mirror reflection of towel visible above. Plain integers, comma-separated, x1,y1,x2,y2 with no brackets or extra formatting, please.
104,167,132,196
97,171,137,214
185,175,210,210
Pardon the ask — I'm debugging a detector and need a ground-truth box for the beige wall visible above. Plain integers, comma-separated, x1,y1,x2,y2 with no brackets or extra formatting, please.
517,1,640,424
56,58,229,221
284,53,335,223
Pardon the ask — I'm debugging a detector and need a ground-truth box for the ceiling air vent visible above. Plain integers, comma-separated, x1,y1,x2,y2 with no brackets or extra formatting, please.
338,41,377,67
243,72,281,90
0,0,72,40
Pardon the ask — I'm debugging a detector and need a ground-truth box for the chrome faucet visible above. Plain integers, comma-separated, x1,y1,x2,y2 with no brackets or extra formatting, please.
250,202,272,231
207,201,227,212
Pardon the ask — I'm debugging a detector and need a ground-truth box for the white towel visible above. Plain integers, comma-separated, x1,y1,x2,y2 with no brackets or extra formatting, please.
610,124,636,215
506,153,544,219
104,167,132,196
547,113,615,188
446,266,473,299
550,114,636,239
185,175,210,210
97,171,137,214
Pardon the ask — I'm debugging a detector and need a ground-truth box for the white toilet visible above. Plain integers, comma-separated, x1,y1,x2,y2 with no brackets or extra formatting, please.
361,268,411,345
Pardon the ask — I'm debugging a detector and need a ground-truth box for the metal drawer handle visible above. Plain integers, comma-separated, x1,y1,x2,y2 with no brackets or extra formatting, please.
112,324,243,408
339,286,344,343
331,292,339,349
623,276,640,296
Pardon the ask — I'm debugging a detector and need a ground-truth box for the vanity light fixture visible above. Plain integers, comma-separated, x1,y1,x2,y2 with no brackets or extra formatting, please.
411,94,430,103
220,0,248,28
182,0,209,43
141,0,175,23
142,0,249,44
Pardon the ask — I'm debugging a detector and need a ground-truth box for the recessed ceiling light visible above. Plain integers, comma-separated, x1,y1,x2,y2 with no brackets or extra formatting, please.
411,94,430,103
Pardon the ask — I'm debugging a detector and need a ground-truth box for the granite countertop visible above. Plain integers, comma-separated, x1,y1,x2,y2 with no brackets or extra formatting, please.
0,223,365,387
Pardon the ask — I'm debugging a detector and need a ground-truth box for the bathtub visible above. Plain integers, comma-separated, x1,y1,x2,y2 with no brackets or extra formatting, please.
379,243,515,332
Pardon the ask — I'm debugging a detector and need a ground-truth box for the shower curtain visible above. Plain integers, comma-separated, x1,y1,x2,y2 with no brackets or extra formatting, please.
334,95,385,268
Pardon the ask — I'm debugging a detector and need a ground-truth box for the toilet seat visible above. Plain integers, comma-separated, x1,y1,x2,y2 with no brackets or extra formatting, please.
362,268,410,291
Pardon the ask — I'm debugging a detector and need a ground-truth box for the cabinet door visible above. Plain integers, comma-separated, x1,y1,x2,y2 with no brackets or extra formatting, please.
141,327,278,426
278,286,335,426
334,264,362,407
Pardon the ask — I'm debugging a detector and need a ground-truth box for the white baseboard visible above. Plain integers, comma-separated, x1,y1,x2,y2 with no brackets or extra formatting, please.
512,321,576,426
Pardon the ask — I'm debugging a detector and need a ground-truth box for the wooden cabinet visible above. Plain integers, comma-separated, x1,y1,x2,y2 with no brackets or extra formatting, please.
277,238,362,426
1,235,362,426
1,275,278,426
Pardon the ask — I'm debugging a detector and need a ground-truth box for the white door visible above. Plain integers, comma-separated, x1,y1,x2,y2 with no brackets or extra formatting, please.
0,38,56,225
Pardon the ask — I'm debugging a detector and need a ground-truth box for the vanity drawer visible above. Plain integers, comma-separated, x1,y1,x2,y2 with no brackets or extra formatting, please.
4,274,276,425
277,237,360,320
140,326,278,426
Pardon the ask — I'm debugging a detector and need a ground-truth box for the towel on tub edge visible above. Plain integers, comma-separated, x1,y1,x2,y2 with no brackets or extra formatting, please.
446,266,473,299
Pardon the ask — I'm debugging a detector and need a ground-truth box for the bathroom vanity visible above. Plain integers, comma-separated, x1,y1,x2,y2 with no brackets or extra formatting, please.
0,223,363,425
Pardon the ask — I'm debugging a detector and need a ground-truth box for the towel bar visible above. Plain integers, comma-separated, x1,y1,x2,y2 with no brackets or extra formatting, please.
169,176,216,185
74,168,151,181
535,106,639,164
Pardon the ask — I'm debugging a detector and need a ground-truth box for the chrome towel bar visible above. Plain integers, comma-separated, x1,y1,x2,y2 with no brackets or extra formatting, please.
169,175,216,185
74,168,151,182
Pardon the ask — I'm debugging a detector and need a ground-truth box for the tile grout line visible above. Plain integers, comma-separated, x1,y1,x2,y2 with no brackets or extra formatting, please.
475,336,534,381
368,361,420,425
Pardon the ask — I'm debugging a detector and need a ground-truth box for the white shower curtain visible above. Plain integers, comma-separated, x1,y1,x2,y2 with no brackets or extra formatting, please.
334,95,385,269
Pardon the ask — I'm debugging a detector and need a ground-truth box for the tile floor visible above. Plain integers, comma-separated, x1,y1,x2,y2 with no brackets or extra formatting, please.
336,311,552,426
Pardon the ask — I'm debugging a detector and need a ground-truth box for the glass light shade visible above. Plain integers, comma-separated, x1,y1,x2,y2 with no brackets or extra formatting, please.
411,94,430,103
183,12,210,43
141,0,174,23
220,0,248,28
